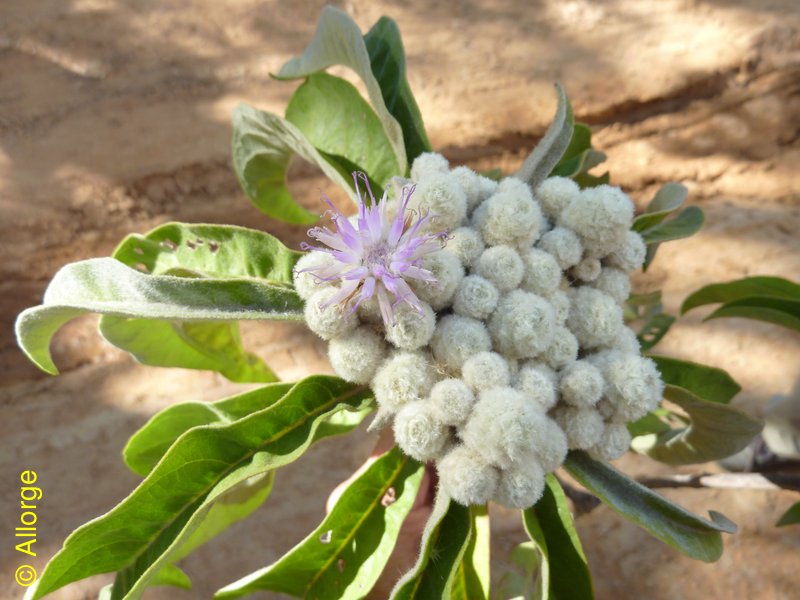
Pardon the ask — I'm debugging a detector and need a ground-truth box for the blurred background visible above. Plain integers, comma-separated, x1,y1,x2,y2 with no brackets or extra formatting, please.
1,0,798,598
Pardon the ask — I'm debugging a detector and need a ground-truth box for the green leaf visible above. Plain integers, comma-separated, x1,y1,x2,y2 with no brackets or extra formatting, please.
23,377,372,600
776,502,800,527
150,565,192,590
551,122,607,185
390,493,473,599
640,206,704,245
364,16,432,164
522,475,594,600
286,73,401,190
232,102,356,224
516,83,574,190
564,451,737,562
705,296,800,332
497,542,539,600
216,446,423,599
637,313,675,351
681,276,800,314
15,258,304,375
627,410,672,438
650,355,741,404
276,6,407,170
632,183,688,232
451,505,490,600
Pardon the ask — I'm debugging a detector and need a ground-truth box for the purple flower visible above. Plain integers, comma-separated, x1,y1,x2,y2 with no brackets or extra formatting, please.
299,172,447,327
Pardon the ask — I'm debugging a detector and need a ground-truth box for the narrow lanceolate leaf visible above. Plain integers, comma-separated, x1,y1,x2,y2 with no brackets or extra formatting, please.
681,276,800,314
640,206,704,244
276,5,407,170
15,258,303,375
706,297,800,332
776,502,800,527
650,355,741,405
632,183,689,232
522,475,594,600
23,377,372,600
364,16,432,164
451,505,490,600
232,102,356,224
286,73,402,190
516,83,574,190
564,451,737,563
216,447,424,599
390,493,472,599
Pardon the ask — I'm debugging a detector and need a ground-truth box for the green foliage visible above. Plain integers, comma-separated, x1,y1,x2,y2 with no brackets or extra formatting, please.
497,542,540,600
522,475,594,599
551,122,609,188
24,377,372,600
651,356,741,404
776,502,800,527
216,446,423,599
564,451,737,562
451,505,491,600
626,290,675,351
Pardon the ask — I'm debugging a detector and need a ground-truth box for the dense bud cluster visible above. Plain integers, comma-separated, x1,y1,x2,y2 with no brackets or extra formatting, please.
294,153,663,509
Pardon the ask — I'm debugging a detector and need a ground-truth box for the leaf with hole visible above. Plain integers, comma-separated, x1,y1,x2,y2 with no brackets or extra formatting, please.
637,312,675,351
564,451,737,562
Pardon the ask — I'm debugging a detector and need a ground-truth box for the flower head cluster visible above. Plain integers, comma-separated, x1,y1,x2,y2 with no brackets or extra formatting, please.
294,156,663,510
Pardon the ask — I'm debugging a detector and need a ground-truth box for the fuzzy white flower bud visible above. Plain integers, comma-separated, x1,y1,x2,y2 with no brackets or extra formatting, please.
472,179,543,248
567,287,624,349
535,176,580,221
560,185,634,255
573,256,602,282
462,351,511,391
494,456,545,509
607,326,641,354
411,152,449,181
431,314,492,371
477,175,499,203
385,302,436,350
489,290,555,359
593,267,631,304
552,406,605,450
535,418,569,473
605,353,664,422
356,295,381,324
559,360,604,407
589,422,632,461
448,227,485,268
542,326,579,369
304,288,358,340
515,361,558,411
438,444,499,506
607,230,647,271
411,250,464,310
520,248,561,296
394,400,450,461
450,166,482,214
293,251,335,300
328,327,387,384
411,172,467,231
474,245,525,293
453,275,499,320
538,227,583,269
429,378,475,426
372,351,437,412
545,289,571,324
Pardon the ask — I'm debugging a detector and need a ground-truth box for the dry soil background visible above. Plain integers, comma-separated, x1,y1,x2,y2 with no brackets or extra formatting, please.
1,1,799,599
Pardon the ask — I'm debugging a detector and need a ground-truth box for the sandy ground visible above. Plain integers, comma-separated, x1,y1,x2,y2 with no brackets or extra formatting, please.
1,0,799,598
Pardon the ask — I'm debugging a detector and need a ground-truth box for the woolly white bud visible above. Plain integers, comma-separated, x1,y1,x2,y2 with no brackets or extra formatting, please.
328,327,387,384
473,179,543,247
608,326,641,354
462,351,511,391
477,175,499,203
567,287,624,349
593,267,631,304
520,248,561,296
474,245,525,293
411,172,467,231
535,418,569,473
605,353,664,422
573,256,602,282
293,251,335,300
489,290,555,359
535,176,580,221
560,185,634,255
411,250,464,310
429,378,475,426
372,351,437,412
394,400,450,461
538,227,583,269
431,314,492,371
356,295,381,324
411,152,449,181
453,275,499,320
304,288,358,340
589,422,631,461
552,406,605,450
607,230,647,271
450,166,482,214
545,289,571,324
494,456,546,509
448,227,485,268
559,360,604,407
515,361,558,411
438,444,499,506
542,326,579,369
385,302,436,351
